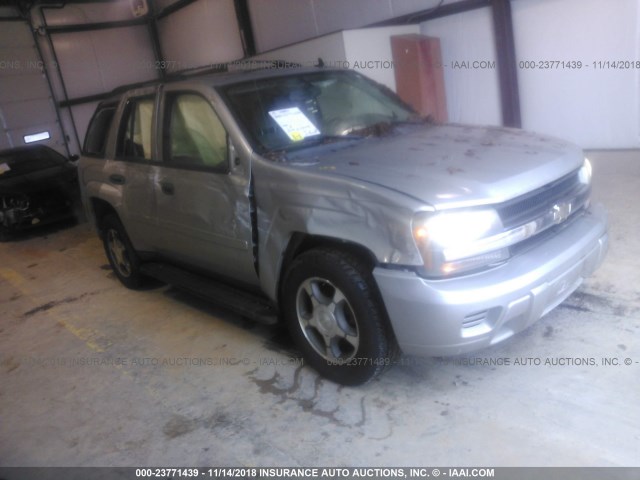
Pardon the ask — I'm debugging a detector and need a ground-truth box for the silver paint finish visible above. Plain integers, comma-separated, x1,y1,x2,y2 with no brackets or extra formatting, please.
279,123,585,210
79,68,609,358
374,204,609,356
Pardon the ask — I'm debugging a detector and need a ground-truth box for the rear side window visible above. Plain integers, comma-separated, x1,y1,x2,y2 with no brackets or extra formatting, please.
84,104,116,157
116,96,155,161
163,93,228,172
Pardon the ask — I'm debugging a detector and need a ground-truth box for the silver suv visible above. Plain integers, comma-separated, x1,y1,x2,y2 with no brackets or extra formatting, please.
79,66,608,385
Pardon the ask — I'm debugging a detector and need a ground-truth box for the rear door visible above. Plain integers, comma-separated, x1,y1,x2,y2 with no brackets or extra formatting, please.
109,88,161,250
153,84,257,285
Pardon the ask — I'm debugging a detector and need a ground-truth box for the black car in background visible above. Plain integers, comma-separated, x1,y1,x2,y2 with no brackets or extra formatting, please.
0,145,80,240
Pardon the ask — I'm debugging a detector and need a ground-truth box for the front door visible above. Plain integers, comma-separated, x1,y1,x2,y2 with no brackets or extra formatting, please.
153,88,257,285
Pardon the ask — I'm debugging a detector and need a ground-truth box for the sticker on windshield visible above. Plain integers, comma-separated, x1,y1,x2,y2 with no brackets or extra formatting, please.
0,163,10,175
269,107,321,142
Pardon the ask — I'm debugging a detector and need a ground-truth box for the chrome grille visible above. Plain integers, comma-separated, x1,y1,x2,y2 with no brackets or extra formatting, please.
497,169,590,230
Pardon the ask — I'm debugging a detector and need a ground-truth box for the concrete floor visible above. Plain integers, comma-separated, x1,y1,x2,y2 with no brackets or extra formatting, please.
0,151,639,467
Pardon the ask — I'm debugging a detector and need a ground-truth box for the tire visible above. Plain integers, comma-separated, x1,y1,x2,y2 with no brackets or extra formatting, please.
101,214,143,289
282,248,395,386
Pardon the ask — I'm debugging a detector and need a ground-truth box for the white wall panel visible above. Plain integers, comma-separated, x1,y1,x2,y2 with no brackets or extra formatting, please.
52,26,157,98
0,21,65,152
1,98,57,130
71,102,100,144
158,0,244,73
250,0,468,52
0,74,49,103
420,7,502,126
512,0,640,149
249,0,317,53
312,0,393,35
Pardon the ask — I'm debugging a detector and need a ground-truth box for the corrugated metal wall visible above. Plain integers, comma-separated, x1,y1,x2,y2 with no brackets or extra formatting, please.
0,0,244,156
248,0,448,53
0,16,66,153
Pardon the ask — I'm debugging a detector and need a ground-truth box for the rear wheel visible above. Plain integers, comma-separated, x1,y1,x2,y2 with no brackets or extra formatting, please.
102,214,143,289
282,248,395,385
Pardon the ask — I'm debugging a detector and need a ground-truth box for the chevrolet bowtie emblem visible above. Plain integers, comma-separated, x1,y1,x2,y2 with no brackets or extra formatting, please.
552,202,572,224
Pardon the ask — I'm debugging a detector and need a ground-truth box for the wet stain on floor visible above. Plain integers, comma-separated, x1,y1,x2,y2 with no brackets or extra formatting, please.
162,410,243,440
202,411,237,433
162,414,197,439
2,355,20,373
561,291,640,318
245,366,366,428
22,291,100,318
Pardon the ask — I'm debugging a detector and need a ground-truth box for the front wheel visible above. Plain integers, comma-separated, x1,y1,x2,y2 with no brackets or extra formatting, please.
282,248,395,385
101,214,143,289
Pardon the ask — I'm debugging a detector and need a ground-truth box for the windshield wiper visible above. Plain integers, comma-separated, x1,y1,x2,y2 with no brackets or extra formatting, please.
282,134,364,151
346,121,395,138
263,134,363,160
347,115,432,137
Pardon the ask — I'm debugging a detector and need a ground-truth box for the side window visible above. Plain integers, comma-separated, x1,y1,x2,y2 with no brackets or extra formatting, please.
164,93,228,171
83,103,116,157
116,97,154,161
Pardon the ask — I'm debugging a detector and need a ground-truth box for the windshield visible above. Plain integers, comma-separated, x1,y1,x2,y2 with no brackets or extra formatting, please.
220,70,415,153
0,146,67,178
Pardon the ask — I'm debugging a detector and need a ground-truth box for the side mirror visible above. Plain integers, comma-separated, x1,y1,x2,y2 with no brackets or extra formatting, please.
69,154,80,162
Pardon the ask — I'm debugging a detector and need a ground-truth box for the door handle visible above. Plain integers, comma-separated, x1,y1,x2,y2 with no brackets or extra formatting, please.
160,181,174,195
109,174,126,185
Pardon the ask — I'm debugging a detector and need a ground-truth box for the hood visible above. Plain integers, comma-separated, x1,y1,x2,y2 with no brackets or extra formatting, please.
286,124,584,210
0,164,76,196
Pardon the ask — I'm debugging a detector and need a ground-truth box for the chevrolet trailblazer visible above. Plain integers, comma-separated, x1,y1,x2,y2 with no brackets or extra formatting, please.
79,66,608,385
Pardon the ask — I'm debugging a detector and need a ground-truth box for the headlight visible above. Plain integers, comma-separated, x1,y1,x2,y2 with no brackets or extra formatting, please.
578,157,592,185
412,208,509,277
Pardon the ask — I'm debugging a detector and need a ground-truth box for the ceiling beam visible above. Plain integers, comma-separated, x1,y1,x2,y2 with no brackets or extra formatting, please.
371,0,490,26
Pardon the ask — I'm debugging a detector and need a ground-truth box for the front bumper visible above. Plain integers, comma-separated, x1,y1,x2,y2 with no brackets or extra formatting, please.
374,204,609,356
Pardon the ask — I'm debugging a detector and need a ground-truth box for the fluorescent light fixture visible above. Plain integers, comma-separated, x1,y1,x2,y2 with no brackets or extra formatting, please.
24,131,50,143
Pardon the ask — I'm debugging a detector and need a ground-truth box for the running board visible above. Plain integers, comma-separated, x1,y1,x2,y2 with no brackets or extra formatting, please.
140,262,279,325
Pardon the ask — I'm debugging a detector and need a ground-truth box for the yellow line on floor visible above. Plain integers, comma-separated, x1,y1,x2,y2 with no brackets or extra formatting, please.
0,267,29,291
1,267,105,352
1,266,171,409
